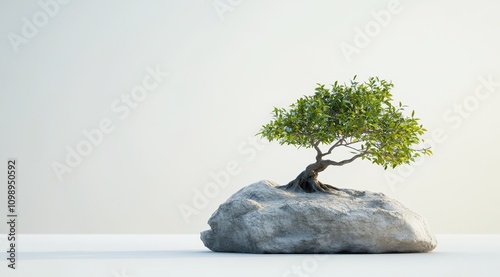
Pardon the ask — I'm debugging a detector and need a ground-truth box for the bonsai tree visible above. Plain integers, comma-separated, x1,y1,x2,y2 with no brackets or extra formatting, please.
258,76,431,193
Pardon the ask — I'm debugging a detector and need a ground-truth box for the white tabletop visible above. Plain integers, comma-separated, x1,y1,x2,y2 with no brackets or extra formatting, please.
1,234,499,277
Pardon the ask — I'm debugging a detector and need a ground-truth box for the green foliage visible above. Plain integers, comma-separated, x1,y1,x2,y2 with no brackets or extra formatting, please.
258,76,432,169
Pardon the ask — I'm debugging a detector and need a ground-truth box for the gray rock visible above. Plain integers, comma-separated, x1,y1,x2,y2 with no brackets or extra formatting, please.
201,180,437,253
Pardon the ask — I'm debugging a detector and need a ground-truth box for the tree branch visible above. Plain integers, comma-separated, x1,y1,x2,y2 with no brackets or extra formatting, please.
310,137,322,162
321,135,346,158
322,151,367,167
344,144,362,152
343,140,360,146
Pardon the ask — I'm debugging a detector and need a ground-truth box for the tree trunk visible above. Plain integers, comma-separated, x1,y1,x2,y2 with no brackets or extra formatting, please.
280,162,339,193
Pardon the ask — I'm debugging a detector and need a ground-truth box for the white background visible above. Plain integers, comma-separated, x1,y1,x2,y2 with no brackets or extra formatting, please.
1,0,499,235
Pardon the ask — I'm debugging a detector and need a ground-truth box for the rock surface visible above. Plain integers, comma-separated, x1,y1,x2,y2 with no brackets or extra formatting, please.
201,180,437,253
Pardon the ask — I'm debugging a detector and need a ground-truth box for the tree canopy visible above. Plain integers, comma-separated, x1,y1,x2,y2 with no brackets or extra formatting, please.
259,76,431,172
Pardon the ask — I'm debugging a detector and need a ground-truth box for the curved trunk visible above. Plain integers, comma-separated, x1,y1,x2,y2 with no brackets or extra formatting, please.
280,161,339,193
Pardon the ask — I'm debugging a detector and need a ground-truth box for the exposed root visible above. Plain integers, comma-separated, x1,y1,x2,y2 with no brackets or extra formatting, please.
279,171,339,193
